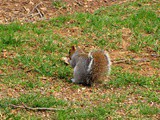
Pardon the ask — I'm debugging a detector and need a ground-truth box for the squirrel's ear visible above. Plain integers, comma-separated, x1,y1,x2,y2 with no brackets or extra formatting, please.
71,46,76,50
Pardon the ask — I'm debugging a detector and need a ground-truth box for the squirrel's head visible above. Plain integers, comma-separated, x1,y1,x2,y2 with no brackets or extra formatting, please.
69,46,76,59
68,46,85,60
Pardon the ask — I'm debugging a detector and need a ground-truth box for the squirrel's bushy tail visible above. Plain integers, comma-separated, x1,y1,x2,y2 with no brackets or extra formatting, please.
87,50,111,84
105,52,112,75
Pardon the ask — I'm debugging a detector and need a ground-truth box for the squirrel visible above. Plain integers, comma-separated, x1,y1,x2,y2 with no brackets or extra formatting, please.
68,46,111,86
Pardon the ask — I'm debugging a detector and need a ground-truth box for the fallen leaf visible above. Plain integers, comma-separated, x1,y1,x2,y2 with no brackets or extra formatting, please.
61,57,69,65
2,49,7,58
0,70,3,74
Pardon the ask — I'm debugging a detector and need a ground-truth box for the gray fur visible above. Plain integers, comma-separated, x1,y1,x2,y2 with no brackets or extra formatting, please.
69,50,79,68
69,52,90,85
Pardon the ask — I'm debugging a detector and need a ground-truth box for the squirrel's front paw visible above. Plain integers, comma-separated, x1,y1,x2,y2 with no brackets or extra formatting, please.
71,78,75,83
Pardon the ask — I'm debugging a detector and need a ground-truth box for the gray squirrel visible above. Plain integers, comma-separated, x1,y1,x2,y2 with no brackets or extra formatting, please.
68,46,111,86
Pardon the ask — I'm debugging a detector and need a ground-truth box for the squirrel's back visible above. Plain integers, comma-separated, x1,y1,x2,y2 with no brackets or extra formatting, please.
88,50,111,84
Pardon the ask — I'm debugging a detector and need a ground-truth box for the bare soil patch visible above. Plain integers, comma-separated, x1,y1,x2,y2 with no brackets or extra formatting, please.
0,0,125,24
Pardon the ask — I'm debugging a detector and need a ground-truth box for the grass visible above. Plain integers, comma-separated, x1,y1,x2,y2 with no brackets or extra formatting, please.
139,105,159,115
108,67,159,88
52,0,66,9
0,0,160,119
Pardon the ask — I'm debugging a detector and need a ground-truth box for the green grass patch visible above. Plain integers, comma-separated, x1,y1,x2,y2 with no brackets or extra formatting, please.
139,105,159,115
135,90,160,104
0,93,66,108
52,0,66,9
108,67,159,88
0,94,67,120
0,0,160,119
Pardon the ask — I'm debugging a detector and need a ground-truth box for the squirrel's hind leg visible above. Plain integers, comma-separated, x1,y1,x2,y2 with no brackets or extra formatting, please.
71,66,83,84
71,78,76,83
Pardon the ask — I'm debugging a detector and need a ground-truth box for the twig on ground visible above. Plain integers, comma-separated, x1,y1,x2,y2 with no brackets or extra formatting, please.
74,0,83,6
151,53,160,57
35,8,44,18
112,59,129,64
30,2,43,14
10,104,65,111
0,74,7,76
53,6,64,15
27,2,44,18
28,13,40,17
112,58,150,64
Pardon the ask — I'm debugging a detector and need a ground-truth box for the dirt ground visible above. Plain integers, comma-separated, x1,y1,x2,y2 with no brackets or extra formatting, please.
0,0,159,76
0,0,126,24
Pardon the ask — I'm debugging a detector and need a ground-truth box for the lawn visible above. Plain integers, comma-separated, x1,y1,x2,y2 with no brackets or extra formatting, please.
0,0,159,119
